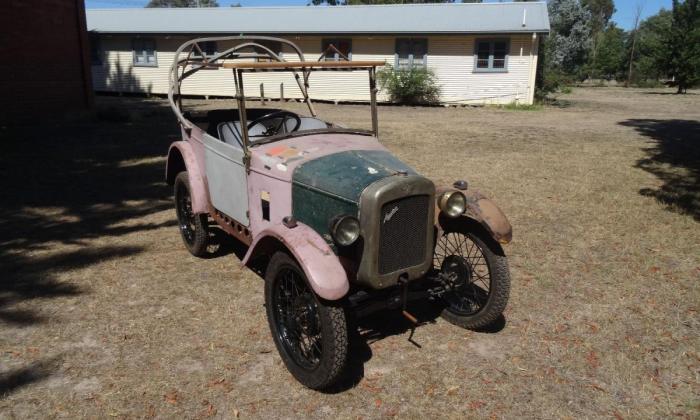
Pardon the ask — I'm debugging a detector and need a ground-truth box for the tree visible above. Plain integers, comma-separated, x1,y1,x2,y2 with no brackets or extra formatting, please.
587,24,625,79
582,0,615,34
545,0,593,75
582,0,615,78
628,9,672,83
662,0,700,92
625,2,643,86
146,0,219,7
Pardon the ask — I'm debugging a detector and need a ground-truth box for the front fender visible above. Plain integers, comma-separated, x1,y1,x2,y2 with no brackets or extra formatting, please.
166,141,208,214
241,223,349,301
436,187,513,244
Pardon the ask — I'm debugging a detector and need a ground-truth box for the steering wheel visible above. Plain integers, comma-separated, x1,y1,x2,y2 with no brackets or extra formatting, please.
247,110,301,138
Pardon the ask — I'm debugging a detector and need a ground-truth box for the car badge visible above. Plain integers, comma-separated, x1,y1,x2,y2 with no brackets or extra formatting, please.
383,206,399,224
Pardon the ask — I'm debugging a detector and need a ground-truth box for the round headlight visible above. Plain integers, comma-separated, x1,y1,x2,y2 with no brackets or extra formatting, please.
331,215,360,246
439,191,466,218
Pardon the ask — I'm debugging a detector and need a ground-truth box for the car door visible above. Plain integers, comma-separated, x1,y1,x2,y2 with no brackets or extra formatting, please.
202,133,249,225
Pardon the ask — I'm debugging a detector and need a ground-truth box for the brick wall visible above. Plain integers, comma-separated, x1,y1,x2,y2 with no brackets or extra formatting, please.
0,0,92,125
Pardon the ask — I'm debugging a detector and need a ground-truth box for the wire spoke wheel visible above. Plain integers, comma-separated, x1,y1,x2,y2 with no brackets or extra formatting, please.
273,267,323,370
434,231,492,316
264,252,348,390
433,226,510,330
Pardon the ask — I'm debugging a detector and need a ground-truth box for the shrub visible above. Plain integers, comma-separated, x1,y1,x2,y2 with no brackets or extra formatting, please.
377,65,441,105
536,69,576,101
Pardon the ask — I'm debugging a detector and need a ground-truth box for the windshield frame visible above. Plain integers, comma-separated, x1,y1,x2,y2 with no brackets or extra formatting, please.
249,127,375,147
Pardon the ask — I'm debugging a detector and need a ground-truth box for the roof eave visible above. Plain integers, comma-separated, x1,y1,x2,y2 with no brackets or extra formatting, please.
91,29,551,35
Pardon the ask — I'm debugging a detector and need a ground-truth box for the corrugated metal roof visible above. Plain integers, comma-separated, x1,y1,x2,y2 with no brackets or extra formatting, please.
86,3,550,35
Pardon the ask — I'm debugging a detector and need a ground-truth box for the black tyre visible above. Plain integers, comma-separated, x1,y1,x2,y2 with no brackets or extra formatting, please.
264,252,348,390
174,171,209,257
434,223,510,330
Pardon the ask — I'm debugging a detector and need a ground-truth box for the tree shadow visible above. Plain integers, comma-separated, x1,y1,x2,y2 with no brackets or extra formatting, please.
619,119,700,220
0,74,180,327
0,355,63,398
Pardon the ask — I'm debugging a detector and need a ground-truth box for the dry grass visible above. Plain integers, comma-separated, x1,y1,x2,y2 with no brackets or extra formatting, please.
1,88,698,418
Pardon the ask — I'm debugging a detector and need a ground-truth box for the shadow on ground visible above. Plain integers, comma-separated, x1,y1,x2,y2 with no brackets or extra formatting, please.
0,356,63,397
620,119,700,220
0,97,179,328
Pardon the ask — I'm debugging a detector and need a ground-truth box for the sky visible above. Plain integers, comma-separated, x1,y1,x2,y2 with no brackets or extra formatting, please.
84,0,674,31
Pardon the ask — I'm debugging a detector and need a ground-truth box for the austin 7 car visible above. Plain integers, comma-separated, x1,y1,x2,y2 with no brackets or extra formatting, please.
165,36,512,390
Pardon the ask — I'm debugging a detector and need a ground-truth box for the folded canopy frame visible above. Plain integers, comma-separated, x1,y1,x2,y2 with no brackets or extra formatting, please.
168,36,383,155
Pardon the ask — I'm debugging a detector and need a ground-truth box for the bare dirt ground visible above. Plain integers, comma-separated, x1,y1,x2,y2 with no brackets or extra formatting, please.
1,87,698,419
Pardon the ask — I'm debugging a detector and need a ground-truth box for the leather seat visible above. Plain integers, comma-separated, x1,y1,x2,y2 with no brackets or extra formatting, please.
217,117,328,148
217,121,266,149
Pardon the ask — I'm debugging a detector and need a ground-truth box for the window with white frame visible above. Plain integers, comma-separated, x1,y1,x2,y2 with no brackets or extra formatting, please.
132,38,157,67
321,38,352,61
474,39,509,72
395,38,427,69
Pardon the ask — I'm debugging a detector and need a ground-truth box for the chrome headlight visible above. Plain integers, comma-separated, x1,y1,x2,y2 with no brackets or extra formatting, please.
331,215,360,246
439,191,466,218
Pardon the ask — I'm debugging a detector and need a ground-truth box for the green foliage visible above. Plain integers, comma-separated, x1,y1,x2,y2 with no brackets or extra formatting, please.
662,0,700,92
582,0,616,34
628,10,672,84
536,67,575,99
586,24,626,80
146,0,218,6
545,0,593,75
377,65,441,105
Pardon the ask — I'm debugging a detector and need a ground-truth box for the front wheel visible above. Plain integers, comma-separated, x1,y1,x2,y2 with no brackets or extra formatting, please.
264,252,348,390
434,224,510,330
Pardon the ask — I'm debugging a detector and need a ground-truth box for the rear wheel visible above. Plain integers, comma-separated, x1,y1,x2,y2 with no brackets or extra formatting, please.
264,252,348,390
174,171,209,257
434,225,510,330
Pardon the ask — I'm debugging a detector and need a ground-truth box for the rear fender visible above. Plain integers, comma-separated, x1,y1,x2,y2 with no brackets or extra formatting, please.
436,187,513,244
166,141,208,214
242,223,349,301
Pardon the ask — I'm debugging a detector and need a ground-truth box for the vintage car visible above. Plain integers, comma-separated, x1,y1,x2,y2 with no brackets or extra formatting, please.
165,36,512,390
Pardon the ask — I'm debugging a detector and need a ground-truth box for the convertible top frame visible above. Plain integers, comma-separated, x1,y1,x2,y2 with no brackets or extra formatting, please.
168,36,384,158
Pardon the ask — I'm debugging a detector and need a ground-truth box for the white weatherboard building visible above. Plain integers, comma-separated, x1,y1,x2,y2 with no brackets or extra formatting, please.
86,3,550,105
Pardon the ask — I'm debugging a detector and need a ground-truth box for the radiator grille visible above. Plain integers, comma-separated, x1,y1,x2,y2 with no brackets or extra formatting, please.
378,195,430,275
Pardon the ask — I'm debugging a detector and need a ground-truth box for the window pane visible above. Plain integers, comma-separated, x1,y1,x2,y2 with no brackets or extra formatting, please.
413,39,427,57
195,41,217,57
254,40,280,62
492,59,505,69
322,39,351,61
396,39,411,59
336,39,351,60
322,40,335,61
476,40,490,69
